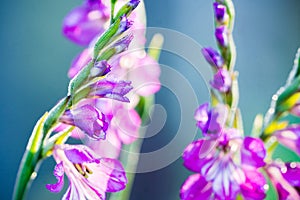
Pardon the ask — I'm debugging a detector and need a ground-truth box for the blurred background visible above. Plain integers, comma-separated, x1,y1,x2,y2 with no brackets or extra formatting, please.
1,0,300,199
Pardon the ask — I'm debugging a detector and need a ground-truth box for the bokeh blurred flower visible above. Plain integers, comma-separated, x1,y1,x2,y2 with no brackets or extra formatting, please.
274,125,300,156
63,0,110,46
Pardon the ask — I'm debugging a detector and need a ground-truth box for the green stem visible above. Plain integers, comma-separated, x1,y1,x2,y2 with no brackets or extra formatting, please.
13,113,48,200
110,0,117,24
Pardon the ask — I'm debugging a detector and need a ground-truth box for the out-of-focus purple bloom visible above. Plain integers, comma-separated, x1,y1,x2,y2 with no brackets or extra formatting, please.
215,25,228,47
201,47,224,68
89,78,133,102
210,68,231,92
274,125,300,156
60,103,109,140
290,103,300,117
46,144,127,199
213,2,229,23
181,128,267,199
63,0,109,46
194,103,228,138
241,137,266,168
267,162,300,200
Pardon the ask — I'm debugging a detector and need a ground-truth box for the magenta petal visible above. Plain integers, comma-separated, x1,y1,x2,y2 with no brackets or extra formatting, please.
274,125,300,156
180,174,213,200
240,169,267,200
241,137,266,168
282,162,300,187
46,162,65,193
182,139,214,172
63,3,109,46
100,158,127,192
210,69,231,93
64,145,95,163
194,103,210,133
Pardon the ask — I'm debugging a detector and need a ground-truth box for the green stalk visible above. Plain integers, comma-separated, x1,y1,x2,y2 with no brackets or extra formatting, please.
13,113,48,200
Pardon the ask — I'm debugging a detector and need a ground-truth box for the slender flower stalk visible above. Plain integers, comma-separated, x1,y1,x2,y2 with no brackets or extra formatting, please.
13,1,141,199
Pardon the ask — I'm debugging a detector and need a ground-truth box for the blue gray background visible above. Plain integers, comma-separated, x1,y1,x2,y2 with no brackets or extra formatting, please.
1,0,300,199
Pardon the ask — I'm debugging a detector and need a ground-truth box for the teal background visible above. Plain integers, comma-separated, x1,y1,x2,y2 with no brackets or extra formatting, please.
1,0,300,199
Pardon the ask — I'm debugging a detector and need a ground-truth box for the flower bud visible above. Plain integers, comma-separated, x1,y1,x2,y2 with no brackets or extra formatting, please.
215,25,229,47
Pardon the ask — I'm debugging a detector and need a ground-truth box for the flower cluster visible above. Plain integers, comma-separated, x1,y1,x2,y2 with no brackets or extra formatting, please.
62,0,160,159
180,103,268,199
201,1,232,93
45,0,156,199
181,1,300,200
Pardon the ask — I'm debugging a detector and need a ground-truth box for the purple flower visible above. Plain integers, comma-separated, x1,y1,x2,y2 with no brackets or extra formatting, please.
241,137,266,168
62,0,109,46
274,125,300,156
116,15,133,35
180,174,213,200
215,26,228,47
87,99,142,158
194,103,228,138
267,162,300,200
201,47,224,68
90,60,112,78
210,69,231,92
112,34,134,54
60,102,109,140
181,130,268,199
46,144,127,199
89,78,133,102
213,2,229,23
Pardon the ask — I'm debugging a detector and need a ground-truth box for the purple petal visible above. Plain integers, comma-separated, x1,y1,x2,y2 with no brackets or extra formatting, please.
116,15,133,35
194,103,210,133
282,162,300,187
90,60,111,78
290,104,300,117
213,2,228,23
85,158,127,193
241,137,266,168
240,169,267,200
180,174,213,200
206,103,228,137
210,69,231,93
267,164,300,200
274,125,300,156
89,78,133,102
201,47,224,68
62,2,109,46
215,26,228,47
60,104,108,140
63,145,95,163
128,0,140,9
113,34,134,54
46,162,65,193
182,139,215,173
